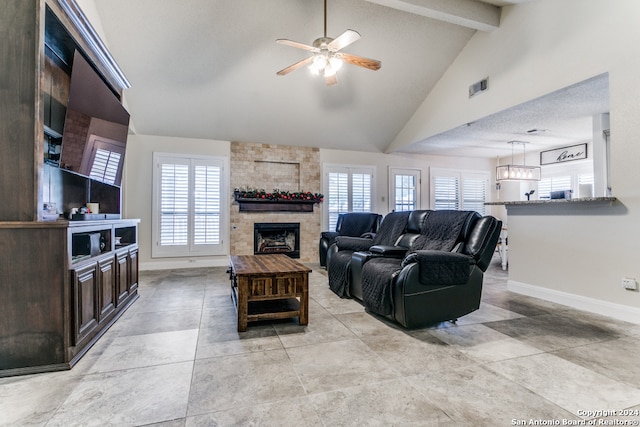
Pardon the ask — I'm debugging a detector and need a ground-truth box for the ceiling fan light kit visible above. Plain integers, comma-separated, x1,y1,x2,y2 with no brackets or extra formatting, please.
496,141,542,181
276,0,381,86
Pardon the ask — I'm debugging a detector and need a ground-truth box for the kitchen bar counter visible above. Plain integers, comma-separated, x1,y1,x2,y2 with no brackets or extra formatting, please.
486,197,619,215
485,197,617,206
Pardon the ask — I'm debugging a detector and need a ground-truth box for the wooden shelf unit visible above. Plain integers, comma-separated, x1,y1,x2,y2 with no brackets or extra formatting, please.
0,0,137,377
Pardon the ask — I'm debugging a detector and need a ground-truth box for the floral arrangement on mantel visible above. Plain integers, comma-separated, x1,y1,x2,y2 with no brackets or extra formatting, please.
234,188,323,203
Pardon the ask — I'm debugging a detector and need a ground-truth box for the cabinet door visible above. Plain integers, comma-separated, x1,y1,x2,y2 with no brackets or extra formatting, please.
71,262,99,346
128,247,138,293
98,255,116,322
115,250,129,307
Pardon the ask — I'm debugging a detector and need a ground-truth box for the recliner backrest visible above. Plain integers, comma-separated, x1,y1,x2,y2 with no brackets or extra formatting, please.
462,216,502,271
409,210,480,252
371,211,411,246
395,210,431,248
336,213,382,237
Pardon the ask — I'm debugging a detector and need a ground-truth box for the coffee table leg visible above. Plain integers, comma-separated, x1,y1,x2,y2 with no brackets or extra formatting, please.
237,277,248,332
299,273,309,326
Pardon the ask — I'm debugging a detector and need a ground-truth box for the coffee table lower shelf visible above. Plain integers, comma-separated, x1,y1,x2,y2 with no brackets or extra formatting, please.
231,289,302,323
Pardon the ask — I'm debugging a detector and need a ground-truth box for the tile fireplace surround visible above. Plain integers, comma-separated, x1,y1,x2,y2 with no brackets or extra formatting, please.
230,142,321,263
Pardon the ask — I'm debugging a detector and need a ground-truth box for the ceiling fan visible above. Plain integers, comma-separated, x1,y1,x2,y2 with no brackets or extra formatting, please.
275,0,381,86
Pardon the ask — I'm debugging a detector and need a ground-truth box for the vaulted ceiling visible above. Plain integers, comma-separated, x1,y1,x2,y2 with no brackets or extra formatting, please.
90,0,606,158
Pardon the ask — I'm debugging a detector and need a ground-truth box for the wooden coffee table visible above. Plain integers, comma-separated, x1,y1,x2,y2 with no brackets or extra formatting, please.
229,254,311,332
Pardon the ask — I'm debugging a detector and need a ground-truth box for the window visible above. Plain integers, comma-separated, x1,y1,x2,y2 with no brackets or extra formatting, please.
430,168,488,215
390,168,420,211
152,153,227,257
537,159,593,199
324,165,374,230
433,175,459,210
538,175,571,199
462,176,487,213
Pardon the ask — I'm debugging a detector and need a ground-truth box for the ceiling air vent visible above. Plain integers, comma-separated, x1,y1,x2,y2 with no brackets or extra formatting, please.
469,78,488,98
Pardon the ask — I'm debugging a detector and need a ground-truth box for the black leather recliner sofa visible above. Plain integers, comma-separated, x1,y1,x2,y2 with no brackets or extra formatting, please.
318,212,381,267
328,209,502,329
326,210,417,297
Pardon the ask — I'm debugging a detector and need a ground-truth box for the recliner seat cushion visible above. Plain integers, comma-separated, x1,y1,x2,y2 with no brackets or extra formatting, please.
361,257,403,316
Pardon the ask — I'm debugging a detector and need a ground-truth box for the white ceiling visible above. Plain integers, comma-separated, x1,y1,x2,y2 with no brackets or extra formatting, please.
90,0,608,158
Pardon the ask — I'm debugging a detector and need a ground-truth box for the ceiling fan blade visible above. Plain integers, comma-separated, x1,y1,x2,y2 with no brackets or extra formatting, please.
324,72,338,86
276,39,318,52
337,52,381,71
276,56,314,76
328,29,361,51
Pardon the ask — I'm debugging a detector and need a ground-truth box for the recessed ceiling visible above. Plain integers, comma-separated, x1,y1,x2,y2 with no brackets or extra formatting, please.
88,0,603,158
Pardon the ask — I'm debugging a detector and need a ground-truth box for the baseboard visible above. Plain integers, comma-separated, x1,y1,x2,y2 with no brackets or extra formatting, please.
140,258,229,271
508,280,640,325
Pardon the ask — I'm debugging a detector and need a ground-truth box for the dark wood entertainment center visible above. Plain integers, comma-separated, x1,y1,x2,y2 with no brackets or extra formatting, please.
0,0,139,376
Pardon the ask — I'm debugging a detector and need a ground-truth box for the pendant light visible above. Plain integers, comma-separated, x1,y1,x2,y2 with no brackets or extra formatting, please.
496,141,541,181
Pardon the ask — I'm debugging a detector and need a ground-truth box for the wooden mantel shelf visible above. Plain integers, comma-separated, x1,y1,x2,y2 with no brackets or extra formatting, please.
234,194,318,212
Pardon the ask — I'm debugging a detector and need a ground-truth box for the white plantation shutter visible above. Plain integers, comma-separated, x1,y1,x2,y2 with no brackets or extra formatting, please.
160,163,189,246
434,175,459,210
538,175,571,199
153,153,227,257
193,163,221,245
352,173,371,212
325,166,374,231
462,177,487,215
431,169,488,214
328,172,349,230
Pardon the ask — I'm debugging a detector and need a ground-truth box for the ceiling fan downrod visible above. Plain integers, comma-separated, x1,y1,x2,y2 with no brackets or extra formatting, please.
323,0,327,38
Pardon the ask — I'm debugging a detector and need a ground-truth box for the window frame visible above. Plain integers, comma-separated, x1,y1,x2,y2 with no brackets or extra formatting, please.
323,164,376,231
538,160,593,199
430,168,489,215
389,167,421,212
152,152,229,258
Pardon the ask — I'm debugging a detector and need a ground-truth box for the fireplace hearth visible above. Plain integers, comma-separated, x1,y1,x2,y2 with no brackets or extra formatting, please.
254,223,300,258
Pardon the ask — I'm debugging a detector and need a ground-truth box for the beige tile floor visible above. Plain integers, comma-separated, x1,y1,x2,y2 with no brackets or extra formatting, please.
2,257,640,426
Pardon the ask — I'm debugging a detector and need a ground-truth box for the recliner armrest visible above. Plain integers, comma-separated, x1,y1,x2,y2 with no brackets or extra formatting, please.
335,236,374,252
403,250,475,286
321,231,341,241
369,245,409,258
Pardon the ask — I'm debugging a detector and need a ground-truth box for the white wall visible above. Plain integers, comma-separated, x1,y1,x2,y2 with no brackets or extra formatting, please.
124,138,497,270
391,0,640,320
122,134,231,270
320,148,496,217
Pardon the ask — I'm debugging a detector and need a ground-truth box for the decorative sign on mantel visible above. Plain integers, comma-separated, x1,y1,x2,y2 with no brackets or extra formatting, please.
540,143,588,165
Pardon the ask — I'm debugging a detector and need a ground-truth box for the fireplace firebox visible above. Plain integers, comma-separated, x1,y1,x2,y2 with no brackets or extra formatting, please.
254,223,300,258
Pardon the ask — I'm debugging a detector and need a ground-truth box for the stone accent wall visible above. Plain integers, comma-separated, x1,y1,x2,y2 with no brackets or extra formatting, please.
230,142,321,262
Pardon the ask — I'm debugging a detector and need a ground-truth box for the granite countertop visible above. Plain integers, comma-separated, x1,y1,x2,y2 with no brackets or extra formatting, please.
485,197,617,206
